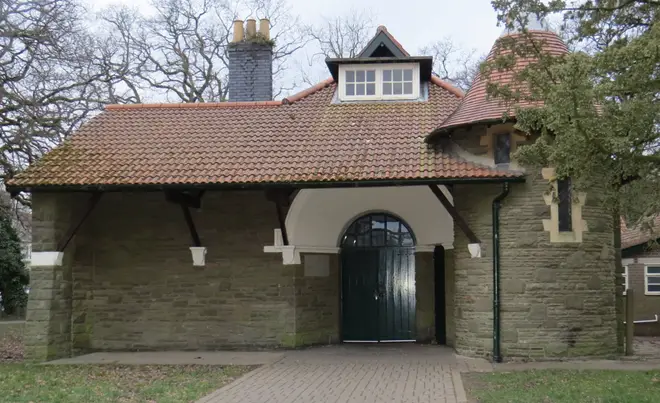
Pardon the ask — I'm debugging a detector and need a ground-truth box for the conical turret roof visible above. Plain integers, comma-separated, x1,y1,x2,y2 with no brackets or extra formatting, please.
431,21,568,136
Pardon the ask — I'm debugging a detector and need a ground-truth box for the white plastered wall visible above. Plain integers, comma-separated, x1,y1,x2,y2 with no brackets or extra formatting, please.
282,185,454,253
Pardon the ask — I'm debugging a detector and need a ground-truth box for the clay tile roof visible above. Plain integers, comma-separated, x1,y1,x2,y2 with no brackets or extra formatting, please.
621,216,660,249
431,30,568,136
7,79,523,190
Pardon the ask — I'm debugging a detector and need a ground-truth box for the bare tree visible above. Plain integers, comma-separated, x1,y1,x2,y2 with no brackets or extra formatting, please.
420,38,483,92
307,10,375,59
298,10,375,86
97,0,306,102
0,0,107,205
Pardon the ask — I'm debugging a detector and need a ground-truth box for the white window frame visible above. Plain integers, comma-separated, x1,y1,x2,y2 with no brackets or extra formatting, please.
645,264,660,295
623,265,628,295
338,63,420,101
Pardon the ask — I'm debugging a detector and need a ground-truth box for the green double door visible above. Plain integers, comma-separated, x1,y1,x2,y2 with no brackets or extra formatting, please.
341,247,416,342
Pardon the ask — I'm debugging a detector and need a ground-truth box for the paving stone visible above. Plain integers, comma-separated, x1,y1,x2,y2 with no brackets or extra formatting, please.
197,345,481,403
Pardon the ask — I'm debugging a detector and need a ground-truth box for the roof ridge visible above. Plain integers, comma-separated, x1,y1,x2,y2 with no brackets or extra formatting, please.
283,78,334,104
429,76,464,98
105,100,282,110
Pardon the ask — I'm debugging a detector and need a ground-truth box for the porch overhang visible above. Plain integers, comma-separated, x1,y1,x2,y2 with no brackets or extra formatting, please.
17,177,525,267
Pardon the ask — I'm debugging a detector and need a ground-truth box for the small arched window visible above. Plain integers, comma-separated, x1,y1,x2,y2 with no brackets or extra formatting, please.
341,213,415,247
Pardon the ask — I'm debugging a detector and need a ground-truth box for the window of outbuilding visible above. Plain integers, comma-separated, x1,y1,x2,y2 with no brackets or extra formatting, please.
623,266,628,295
645,266,660,295
557,178,572,232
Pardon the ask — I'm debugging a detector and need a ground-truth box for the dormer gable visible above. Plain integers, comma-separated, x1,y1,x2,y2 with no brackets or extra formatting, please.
358,25,410,58
325,26,432,102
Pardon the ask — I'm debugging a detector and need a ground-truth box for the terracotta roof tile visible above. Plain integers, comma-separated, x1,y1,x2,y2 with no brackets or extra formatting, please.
622,216,660,249
8,80,522,189
432,30,568,135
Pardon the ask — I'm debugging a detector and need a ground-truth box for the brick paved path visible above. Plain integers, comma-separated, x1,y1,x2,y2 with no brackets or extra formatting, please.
198,345,487,403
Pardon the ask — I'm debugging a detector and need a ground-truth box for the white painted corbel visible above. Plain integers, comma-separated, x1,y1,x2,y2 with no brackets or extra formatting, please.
190,246,207,266
468,243,482,258
31,251,64,267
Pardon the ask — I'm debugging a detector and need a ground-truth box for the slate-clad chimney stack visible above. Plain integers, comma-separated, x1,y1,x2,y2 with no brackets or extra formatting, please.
228,19,273,101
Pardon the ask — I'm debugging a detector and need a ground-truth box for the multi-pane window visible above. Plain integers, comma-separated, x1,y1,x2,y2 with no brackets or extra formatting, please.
341,213,414,247
345,69,376,97
623,266,628,294
557,178,572,232
645,266,660,295
339,64,419,101
382,68,414,96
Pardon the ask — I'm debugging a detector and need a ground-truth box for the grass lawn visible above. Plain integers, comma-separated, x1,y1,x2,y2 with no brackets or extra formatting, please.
0,364,254,403
463,370,660,403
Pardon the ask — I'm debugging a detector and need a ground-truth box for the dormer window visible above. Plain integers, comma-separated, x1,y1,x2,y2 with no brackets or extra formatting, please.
338,64,420,101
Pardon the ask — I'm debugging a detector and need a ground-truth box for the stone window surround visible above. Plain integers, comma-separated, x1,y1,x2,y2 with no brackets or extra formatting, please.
479,123,527,169
541,167,588,243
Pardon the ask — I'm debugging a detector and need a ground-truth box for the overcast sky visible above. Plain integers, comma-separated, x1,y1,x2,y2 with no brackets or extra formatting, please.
87,0,505,96
89,0,502,56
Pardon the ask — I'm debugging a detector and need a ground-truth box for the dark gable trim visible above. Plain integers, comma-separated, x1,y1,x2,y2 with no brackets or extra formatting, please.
358,31,408,58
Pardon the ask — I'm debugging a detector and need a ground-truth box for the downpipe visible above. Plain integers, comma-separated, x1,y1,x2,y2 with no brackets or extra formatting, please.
492,183,510,363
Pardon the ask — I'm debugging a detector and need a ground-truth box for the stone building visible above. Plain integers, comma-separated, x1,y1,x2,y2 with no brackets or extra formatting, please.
7,19,620,362
622,216,660,336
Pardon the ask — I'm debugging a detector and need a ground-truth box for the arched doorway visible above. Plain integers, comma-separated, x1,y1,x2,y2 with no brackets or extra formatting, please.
340,213,416,342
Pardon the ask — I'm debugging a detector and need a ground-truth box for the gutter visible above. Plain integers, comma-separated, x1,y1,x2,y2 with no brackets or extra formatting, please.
492,182,510,363
7,176,525,195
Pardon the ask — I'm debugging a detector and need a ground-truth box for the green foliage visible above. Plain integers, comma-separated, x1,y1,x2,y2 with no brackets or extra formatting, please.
487,0,660,225
0,209,28,315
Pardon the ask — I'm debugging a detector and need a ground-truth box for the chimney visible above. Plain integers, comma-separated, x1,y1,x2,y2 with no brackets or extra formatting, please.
228,19,273,101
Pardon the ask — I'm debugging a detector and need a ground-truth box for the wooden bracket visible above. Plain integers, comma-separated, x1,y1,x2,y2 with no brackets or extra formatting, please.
164,190,204,246
165,190,205,209
265,188,294,246
181,204,201,247
57,192,102,252
429,185,481,244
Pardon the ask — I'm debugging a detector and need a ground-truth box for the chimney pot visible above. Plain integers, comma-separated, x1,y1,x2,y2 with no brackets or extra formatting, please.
232,20,244,43
259,19,270,40
228,17,273,102
246,19,257,38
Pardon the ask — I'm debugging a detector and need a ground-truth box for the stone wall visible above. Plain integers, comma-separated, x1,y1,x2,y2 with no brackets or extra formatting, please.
291,254,340,346
452,169,618,360
26,191,314,357
26,193,85,360
416,252,435,342
27,189,451,359
444,249,456,347
72,191,299,351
